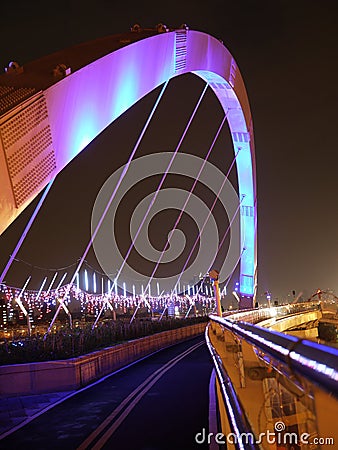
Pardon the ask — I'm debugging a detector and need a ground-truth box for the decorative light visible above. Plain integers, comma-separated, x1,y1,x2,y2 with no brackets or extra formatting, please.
93,272,96,293
232,291,240,303
46,272,58,296
55,273,67,291
36,277,47,301
84,270,89,292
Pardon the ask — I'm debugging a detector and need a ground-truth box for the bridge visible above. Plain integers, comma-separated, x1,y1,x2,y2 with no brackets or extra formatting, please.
0,24,337,449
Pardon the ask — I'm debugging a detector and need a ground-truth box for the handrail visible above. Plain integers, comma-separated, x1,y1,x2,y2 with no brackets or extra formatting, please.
209,313,338,398
205,324,260,450
225,302,320,325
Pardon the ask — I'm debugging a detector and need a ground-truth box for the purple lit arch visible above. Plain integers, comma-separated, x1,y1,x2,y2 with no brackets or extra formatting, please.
0,29,257,302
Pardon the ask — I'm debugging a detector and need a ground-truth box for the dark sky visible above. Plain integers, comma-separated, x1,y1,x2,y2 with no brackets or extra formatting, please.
0,0,337,301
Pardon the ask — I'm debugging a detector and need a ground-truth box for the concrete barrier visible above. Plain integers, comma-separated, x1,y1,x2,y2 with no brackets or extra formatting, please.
0,323,206,397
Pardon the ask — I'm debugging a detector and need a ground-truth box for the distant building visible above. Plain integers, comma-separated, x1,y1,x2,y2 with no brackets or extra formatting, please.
0,297,8,328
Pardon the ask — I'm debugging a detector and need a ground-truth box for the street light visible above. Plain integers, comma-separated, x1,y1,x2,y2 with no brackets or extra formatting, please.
232,290,241,307
209,269,222,317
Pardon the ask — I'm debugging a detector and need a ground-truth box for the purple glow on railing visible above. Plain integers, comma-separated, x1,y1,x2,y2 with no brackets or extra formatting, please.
210,312,338,397
289,352,338,381
205,326,247,450
299,338,338,356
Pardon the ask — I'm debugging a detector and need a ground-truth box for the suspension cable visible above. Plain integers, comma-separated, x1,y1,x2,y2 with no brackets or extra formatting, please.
111,82,209,297
142,113,227,298
0,178,55,285
45,80,170,335
188,196,245,301
172,149,242,294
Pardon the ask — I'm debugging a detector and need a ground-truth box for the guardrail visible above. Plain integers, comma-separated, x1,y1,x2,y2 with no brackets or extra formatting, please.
205,325,260,450
209,313,338,398
206,304,338,450
224,301,321,324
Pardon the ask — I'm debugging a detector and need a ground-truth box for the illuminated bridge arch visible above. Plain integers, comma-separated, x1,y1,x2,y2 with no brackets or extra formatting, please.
0,28,257,302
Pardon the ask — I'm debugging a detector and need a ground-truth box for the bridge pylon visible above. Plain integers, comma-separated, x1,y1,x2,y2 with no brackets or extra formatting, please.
238,295,255,309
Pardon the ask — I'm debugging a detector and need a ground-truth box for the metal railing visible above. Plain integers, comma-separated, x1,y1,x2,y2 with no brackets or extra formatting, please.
223,301,321,325
209,313,338,398
205,325,260,450
206,304,338,449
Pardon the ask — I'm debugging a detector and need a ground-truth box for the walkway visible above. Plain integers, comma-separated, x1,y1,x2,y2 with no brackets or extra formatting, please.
0,336,214,449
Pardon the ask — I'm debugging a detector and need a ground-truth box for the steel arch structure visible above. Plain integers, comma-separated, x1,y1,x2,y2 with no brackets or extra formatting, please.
0,27,257,304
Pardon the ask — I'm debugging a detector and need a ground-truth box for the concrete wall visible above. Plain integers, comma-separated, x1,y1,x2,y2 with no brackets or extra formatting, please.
287,328,319,339
0,323,206,397
258,310,322,332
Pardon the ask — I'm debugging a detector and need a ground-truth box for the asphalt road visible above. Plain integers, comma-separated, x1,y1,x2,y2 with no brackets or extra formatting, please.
0,336,214,450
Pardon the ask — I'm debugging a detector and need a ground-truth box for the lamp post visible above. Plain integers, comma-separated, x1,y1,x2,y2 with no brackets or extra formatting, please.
209,269,222,317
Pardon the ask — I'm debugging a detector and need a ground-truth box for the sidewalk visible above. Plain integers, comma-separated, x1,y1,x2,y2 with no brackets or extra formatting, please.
0,390,74,438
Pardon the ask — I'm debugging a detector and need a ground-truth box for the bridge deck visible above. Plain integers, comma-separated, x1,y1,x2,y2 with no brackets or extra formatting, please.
0,336,213,449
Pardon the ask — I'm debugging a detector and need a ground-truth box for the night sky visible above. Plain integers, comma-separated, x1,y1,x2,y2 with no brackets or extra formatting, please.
0,1,337,301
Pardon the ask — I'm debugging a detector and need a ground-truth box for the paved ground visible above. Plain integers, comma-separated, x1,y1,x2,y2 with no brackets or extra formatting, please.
0,390,75,437
0,336,214,449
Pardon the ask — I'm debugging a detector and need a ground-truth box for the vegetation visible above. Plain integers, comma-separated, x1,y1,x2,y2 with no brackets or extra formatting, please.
0,316,208,365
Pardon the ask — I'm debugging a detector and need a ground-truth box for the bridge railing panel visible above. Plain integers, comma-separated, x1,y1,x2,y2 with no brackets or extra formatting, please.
206,307,338,449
